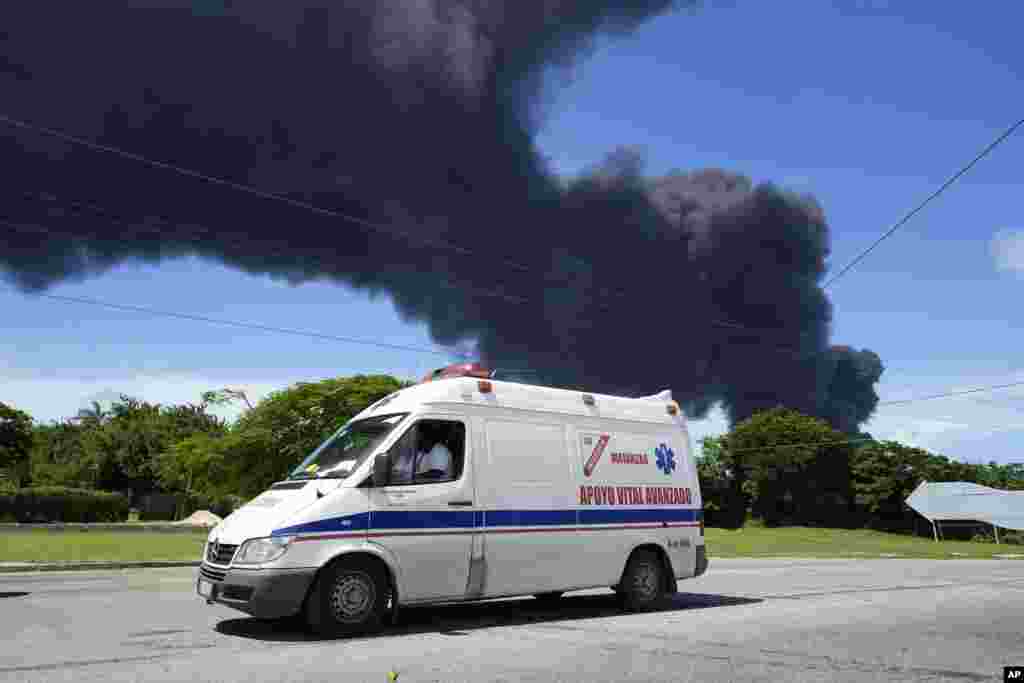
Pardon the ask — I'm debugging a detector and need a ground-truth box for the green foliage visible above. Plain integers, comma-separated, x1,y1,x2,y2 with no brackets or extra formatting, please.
974,461,1024,490
723,407,855,527
179,492,247,519
29,420,96,488
0,402,34,485
28,396,227,504
849,442,1023,532
0,486,130,522
156,432,231,499
10,374,1020,539
219,374,407,497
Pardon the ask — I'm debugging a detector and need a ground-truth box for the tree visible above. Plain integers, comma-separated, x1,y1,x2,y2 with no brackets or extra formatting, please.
974,461,1024,491
74,401,108,428
201,388,254,411
695,436,735,526
850,443,1019,532
725,406,855,527
0,402,34,487
29,420,94,488
220,375,407,497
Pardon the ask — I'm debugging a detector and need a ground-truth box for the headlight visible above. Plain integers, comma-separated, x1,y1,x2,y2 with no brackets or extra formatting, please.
234,536,294,564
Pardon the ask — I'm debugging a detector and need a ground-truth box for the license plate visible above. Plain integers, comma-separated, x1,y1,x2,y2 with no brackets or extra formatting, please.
198,579,213,598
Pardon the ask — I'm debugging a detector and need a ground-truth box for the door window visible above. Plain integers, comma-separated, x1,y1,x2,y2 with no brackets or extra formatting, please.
388,419,466,486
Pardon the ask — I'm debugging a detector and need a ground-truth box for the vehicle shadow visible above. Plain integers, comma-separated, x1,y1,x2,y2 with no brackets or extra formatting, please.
215,591,762,642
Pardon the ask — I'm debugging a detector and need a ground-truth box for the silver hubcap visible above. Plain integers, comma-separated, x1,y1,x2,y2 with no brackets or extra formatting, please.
328,571,376,623
631,562,659,599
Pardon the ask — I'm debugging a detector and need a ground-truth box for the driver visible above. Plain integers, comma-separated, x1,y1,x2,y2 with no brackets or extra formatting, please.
415,425,452,480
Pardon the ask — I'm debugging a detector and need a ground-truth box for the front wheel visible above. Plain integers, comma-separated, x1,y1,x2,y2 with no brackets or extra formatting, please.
617,550,665,612
304,559,386,636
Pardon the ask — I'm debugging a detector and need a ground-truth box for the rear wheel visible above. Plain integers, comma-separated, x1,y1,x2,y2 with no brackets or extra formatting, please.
304,559,386,636
617,550,665,612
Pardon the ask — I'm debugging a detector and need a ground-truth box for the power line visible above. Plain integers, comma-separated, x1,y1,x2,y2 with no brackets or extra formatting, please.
0,113,630,310
823,116,1024,289
0,114,828,343
1,191,829,365
0,216,532,307
0,285,466,359
2,208,817,358
697,380,1024,455
876,380,1024,407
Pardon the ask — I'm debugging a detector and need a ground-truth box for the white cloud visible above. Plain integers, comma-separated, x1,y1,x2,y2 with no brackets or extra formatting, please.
991,229,1024,274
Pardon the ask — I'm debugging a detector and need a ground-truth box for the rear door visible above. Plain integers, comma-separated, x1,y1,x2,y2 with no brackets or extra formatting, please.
367,414,476,602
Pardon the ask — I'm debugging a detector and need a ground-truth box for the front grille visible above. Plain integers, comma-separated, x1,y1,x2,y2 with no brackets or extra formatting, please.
205,542,238,566
200,564,226,582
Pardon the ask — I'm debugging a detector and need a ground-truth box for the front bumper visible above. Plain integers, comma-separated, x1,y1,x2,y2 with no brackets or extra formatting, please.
197,563,316,619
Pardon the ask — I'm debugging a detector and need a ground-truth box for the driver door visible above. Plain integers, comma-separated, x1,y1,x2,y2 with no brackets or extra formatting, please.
367,416,475,602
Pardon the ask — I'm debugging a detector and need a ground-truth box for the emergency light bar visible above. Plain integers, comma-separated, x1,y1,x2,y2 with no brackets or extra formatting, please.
420,362,492,383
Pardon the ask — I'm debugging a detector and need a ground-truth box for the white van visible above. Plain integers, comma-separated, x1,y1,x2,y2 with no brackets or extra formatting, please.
196,364,707,635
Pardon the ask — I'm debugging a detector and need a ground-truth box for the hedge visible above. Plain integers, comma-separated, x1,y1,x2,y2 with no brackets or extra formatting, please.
181,493,246,520
0,487,130,523
134,492,246,522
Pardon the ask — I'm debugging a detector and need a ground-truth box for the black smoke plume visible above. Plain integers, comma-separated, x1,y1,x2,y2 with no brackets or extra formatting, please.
0,2,883,432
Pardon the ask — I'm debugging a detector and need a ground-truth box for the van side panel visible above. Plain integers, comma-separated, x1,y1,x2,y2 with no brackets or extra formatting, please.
573,424,700,588
477,417,575,596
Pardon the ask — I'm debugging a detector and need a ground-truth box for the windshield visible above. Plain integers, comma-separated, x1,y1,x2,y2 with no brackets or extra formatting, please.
287,413,408,481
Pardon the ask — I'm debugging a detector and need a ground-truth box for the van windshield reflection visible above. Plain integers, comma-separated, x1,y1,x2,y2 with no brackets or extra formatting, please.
287,413,407,481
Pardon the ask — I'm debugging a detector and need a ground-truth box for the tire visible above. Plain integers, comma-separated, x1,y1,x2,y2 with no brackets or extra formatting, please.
304,558,387,637
617,550,665,612
533,591,563,603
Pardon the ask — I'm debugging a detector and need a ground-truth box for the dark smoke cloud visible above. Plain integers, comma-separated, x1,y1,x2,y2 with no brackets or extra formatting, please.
0,1,883,432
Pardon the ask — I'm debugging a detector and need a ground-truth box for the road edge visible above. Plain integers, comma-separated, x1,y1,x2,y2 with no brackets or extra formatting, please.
0,560,201,573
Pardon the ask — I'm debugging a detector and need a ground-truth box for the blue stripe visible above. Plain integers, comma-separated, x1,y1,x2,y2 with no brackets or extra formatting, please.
371,510,475,530
273,512,369,536
485,510,576,527
273,507,701,536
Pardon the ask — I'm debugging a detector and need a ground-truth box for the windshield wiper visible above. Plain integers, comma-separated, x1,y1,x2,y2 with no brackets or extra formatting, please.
319,470,352,479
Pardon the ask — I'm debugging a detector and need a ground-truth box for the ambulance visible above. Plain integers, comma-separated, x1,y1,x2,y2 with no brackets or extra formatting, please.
196,363,707,635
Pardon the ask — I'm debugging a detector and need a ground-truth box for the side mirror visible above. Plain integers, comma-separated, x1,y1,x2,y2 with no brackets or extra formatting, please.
372,453,390,487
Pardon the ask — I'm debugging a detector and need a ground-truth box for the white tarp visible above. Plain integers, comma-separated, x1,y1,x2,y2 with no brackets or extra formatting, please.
906,481,1024,530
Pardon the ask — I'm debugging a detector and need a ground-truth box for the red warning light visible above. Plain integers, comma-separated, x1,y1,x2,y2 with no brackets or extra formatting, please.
420,362,492,383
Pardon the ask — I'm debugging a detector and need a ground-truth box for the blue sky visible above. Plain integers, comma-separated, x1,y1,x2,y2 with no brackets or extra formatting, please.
3,1,1023,463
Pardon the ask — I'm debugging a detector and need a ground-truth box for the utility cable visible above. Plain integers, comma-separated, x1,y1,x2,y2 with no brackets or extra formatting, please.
823,117,1024,289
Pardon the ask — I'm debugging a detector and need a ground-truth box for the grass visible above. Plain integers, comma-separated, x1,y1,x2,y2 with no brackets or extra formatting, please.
0,530,208,563
1,526,1020,564
705,525,1022,560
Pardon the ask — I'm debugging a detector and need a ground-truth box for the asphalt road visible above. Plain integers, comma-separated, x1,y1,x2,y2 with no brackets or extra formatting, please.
1,558,1022,683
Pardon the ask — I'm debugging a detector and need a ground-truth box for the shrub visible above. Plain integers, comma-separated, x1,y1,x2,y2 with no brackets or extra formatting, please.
176,492,244,520
0,487,130,523
137,493,178,521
